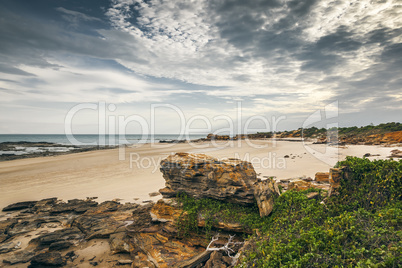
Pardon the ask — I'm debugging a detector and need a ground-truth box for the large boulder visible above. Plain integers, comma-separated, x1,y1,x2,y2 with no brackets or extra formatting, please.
160,153,257,205
253,178,280,217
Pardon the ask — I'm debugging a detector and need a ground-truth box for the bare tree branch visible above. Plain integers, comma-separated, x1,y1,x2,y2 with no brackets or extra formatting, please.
206,234,244,258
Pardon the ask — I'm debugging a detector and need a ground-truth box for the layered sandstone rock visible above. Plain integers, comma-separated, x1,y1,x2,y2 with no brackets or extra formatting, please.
160,153,257,205
253,178,280,217
288,179,312,191
0,198,229,267
315,172,329,183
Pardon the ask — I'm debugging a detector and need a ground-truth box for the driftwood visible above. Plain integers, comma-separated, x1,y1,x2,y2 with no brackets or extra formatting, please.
206,234,244,258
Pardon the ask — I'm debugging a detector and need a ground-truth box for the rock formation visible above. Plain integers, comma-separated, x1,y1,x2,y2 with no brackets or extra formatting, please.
390,149,402,158
0,198,246,268
160,153,257,205
253,178,280,217
315,172,329,183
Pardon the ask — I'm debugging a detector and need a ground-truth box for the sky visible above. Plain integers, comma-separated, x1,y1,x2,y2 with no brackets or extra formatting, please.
0,0,401,134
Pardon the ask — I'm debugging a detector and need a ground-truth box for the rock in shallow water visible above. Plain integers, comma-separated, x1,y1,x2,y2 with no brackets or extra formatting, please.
160,153,257,205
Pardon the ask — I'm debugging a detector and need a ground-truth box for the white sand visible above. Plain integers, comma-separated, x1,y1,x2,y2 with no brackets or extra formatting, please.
0,140,400,211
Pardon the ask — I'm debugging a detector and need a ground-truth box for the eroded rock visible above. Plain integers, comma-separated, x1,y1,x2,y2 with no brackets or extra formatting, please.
253,178,280,217
2,250,35,264
0,195,246,268
129,232,206,267
50,199,98,214
29,252,66,267
160,153,257,205
315,172,329,183
109,232,130,254
2,201,37,212
288,179,312,191
8,216,62,236
204,251,227,268
0,218,17,243
31,227,84,246
49,241,74,251
0,241,20,254
150,200,182,223
72,214,125,239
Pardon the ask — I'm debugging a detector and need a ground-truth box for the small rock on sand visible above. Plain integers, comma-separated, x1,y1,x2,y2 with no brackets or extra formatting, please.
149,192,161,197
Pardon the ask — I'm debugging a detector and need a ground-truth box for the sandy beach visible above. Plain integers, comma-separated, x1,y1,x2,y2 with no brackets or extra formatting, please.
0,140,400,211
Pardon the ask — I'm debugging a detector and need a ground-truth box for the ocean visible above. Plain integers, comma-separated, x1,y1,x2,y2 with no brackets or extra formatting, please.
0,134,207,146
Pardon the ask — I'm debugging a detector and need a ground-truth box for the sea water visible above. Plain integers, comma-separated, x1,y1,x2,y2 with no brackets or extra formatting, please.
0,134,207,155
0,134,206,145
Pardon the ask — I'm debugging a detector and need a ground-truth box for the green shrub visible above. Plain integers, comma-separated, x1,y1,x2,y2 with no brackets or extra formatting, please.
175,193,269,238
330,157,402,213
174,158,401,267
238,194,401,267
238,157,401,267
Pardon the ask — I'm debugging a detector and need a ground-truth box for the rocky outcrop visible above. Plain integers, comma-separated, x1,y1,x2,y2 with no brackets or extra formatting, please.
207,134,231,140
30,227,83,247
160,153,257,205
253,178,280,217
29,252,66,267
315,172,329,183
389,149,402,158
0,198,245,268
2,250,35,265
2,201,37,212
288,179,312,191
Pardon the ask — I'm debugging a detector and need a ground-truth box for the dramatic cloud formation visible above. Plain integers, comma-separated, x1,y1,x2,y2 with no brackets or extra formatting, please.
0,0,401,133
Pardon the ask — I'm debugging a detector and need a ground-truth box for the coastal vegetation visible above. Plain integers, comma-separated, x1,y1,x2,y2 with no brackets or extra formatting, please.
276,122,402,140
176,157,402,267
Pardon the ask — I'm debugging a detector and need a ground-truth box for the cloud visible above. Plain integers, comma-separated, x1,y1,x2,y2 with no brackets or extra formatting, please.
0,0,401,133
56,7,102,23
0,64,35,76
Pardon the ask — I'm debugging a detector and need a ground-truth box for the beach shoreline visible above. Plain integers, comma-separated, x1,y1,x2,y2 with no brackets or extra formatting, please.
0,140,400,212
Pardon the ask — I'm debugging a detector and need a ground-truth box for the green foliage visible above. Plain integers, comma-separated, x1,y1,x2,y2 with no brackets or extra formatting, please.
175,193,270,238
239,203,401,268
277,122,402,139
175,158,401,267
301,127,327,138
337,122,402,135
330,157,402,213
237,157,402,267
